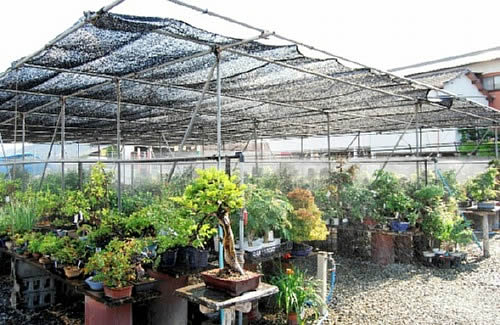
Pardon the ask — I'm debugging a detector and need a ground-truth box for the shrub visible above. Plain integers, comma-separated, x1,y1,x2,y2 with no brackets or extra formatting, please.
287,189,327,242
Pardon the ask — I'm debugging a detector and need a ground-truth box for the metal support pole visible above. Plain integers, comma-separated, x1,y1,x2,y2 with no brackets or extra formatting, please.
495,127,498,159
131,162,134,187
167,62,217,181
415,103,420,183
327,113,331,172
201,132,206,169
78,162,83,190
39,111,62,191
300,136,304,159
117,162,122,212
437,129,440,156
216,51,222,171
316,252,328,315
424,160,428,186
0,132,6,158
21,113,25,174
116,80,122,212
253,121,258,176
260,138,263,160
357,131,361,157
61,98,66,192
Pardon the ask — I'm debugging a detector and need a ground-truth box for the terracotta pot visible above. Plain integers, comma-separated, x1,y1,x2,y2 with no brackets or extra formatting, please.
287,312,298,325
103,285,133,299
200,268,261,297
32,252,41,259
63,266,83,279
363,217,377,229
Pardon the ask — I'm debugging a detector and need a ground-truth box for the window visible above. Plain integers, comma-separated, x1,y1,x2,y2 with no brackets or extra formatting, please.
482,75,500,91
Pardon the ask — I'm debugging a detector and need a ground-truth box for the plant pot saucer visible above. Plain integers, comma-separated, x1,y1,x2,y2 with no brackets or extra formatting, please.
200,268,261,297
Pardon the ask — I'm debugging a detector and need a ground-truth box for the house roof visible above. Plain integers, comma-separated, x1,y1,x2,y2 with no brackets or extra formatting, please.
0,10,498,146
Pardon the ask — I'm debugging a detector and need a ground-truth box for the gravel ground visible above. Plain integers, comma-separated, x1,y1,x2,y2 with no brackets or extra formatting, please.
327,235,500,325
0,236,498,325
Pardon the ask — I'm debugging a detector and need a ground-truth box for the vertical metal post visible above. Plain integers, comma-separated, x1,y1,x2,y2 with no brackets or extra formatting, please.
316,252,328,315
300,136,304,159
253,121,258,176
437,129,440,156
415,103,420,183
0,132,6,158
21,113,25,174
327,113,331,172
260,138,263,160
424,160,428,186
202,131,206,169
78,162,83,190
61,98,66,192
495,127,498,159
131,162,134,187
216,51,222,170
357,131,361,156
116,80,122,212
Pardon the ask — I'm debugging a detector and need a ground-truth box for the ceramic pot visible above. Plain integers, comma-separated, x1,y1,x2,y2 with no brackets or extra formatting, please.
103,285,133,299
85,276,104,291
200,268,261,297
64,266,83,279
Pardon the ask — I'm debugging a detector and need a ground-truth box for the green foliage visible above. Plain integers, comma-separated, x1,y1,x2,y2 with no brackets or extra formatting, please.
52,237,86,265
287,188,328,242
26,232,43,254
466,167,498,202
271,268,324,324
61,190,90,218
340,184,378,222
39,233,63,256
84,162,113,220
440,170,467,202
85,238,145,288
244,185,293,240
0,199,39,234
0,176,20,206
172,168,244,247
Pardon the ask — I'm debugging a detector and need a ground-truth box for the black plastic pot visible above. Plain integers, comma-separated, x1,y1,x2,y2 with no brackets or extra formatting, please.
159,248,178,268
291,242,313,257
178,246,208,269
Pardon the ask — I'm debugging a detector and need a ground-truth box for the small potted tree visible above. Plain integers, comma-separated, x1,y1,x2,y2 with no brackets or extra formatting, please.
53,237,85,279
466,167,499,209
174,168,260,296
85,239,144,299
287,188,328,256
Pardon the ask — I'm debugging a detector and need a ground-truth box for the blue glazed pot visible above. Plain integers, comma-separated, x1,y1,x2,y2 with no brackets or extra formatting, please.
85,276,104,291
390,221,410,232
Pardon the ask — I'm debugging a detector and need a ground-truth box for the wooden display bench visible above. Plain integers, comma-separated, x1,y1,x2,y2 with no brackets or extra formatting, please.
176,282,278,325
462,205,499,257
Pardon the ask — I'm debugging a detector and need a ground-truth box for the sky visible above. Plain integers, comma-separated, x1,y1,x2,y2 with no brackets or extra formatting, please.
0,0,498,154
1,0,500,72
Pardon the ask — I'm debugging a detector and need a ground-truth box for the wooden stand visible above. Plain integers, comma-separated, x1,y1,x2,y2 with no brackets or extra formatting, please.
462,206,499,257
176,282,278,325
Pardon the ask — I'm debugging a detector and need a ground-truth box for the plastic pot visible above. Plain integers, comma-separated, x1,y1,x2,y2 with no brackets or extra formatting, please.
85,276,104,291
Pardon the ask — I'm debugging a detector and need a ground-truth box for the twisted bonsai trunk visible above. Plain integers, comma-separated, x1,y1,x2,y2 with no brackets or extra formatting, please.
217,211,244,275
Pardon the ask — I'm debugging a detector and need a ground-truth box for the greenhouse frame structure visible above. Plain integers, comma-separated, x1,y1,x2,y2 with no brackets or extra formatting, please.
0,0,499,203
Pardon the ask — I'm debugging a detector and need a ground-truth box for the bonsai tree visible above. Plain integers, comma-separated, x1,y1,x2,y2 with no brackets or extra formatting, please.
287,188,328,242
39,233,63,256
172,168,245,275
466,167,499,202
85,238,146,288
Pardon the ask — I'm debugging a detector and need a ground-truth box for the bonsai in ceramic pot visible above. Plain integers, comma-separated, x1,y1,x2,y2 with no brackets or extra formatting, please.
173,168,259,294
53,237,85,279
85,239,143,299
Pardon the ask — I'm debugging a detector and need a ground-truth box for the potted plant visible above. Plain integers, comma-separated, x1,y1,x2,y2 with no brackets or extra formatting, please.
53,237,85,278
244,185,293,245
173,168,260,296
271,268,324,325
466,167,499,209
38,233,63,266
26,232,43,259
286,188,328,256
85,239,144,299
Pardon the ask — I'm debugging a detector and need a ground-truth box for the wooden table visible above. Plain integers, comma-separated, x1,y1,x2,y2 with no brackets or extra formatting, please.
462,205,500,257
176,282,278,325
